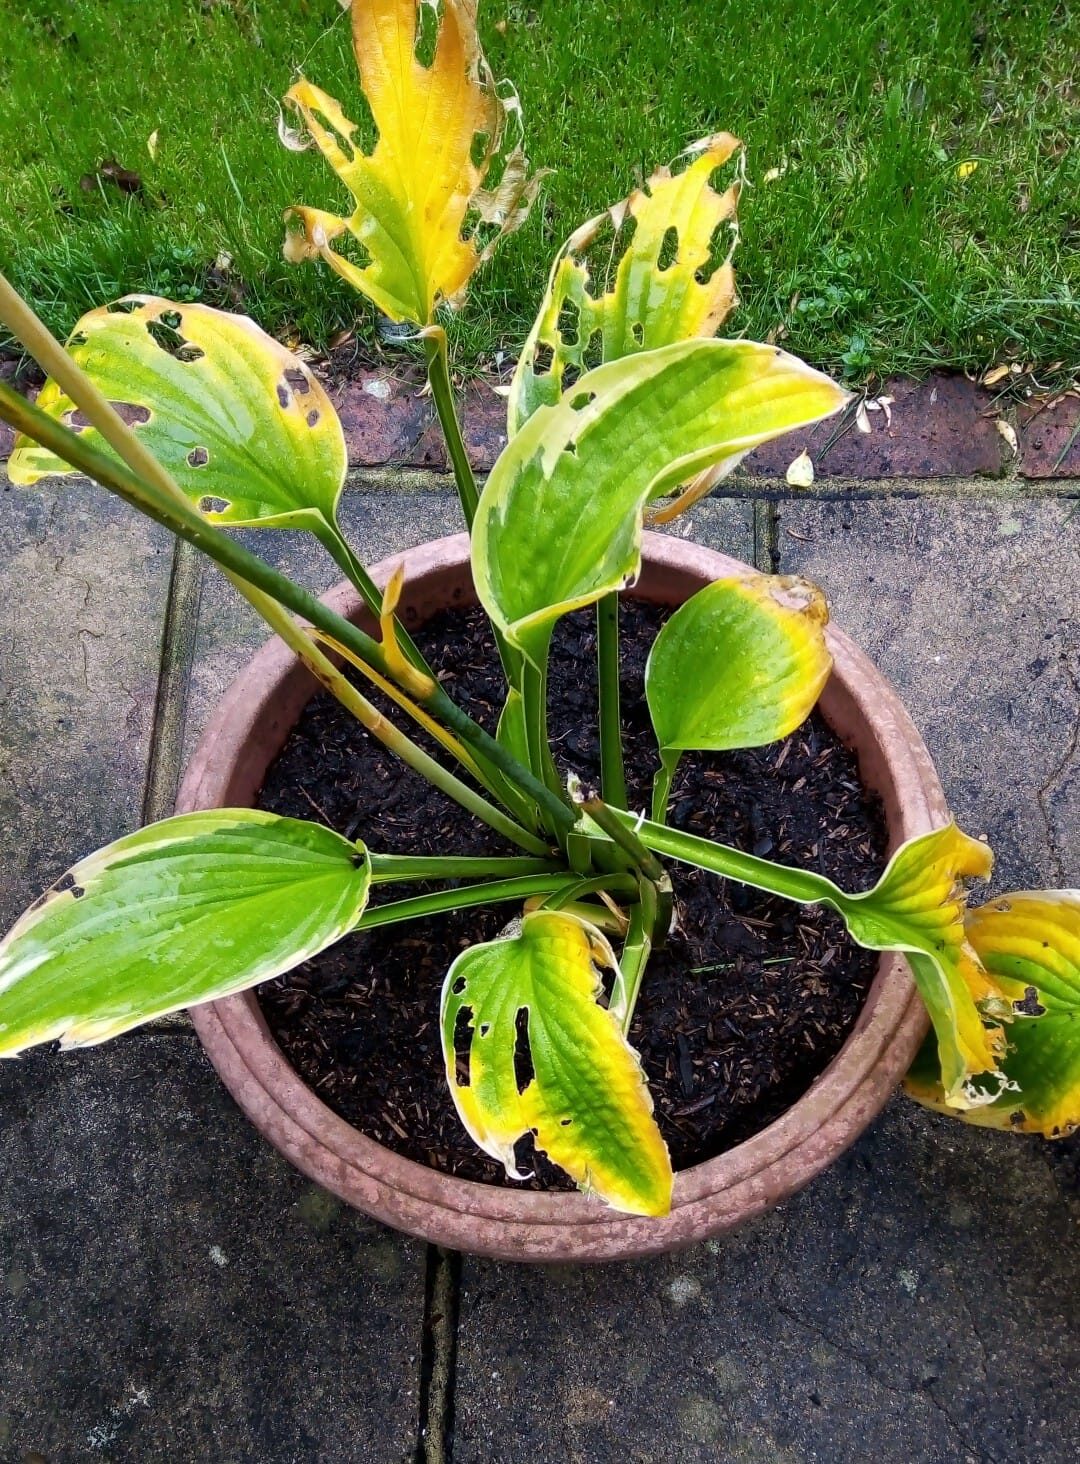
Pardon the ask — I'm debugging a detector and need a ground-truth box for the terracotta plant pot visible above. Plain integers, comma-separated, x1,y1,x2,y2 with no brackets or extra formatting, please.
177,531,946,1262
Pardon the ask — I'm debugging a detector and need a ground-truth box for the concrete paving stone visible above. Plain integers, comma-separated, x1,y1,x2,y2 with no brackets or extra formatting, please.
741,375,1006,481
0,480,429,1460
454,1099,1078,1464
0,1036,424,1463
453,489,1078,1462
0,478,171,923
773,493,1079,889
1018,395,1080,479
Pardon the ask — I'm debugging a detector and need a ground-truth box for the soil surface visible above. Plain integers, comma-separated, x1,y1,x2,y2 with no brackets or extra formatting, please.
257,600,888,1187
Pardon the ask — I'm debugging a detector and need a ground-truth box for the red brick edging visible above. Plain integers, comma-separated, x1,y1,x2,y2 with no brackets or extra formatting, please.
2,366,1077,482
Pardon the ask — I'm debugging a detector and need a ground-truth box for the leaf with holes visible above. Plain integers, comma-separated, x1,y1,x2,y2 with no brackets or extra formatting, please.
0,811,371,1054
7,296,346,532
509,133,742,433
646,573,832,755
473,338,848,667
283,0,543,325
905,890,1080,1136
440,909,672,1215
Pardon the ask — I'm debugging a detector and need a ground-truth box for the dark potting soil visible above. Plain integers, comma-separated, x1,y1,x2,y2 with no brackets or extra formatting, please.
256,599,889,1187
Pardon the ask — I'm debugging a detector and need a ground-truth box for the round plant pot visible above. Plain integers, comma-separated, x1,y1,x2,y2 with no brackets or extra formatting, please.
178,530,945,1262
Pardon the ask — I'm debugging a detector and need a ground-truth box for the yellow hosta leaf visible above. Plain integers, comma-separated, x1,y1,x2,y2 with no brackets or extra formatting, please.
440,909,672,1215
906,890,1080,1136
509,133,742,433
838,824,1007,1106
283,0,542,325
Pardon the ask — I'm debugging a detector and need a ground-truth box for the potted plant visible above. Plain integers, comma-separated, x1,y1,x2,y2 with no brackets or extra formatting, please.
0,0,1075,1262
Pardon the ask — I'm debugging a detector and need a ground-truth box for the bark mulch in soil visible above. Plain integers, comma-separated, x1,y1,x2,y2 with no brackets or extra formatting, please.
256,599,889,1188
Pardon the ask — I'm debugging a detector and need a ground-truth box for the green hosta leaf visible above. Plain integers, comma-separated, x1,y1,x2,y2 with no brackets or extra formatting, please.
440,909,672,1215
0,811,371,1054
510,133,741,434
906,890,1080,1137
472,338,847,666
646,573,832,754
7,296,346,531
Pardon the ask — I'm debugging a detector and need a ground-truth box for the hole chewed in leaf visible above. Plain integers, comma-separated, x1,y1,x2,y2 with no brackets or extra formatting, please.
306,408,321,428
532,340,555,376
631,320,645,345
453,1003,474,1087
284,368,310,395
513,1005,535,1095
145,316,204,363
413,0,439,67
556,297,580,348
582,328,604,371
451,975,467,996
55,872,85,899
276,383,290,408
187,446,209,469
470,129,492,169
1013,986,1047,1017
106,299,141,315
569,390,596,411
696,217,736,285
198,495,230,514
69,402,150,430
657,225,679,271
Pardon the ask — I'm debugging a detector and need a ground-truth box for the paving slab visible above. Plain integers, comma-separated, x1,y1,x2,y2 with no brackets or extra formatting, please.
1018,395,1080,479
0,1036,423,1463
454,1099,1077,1464
773,492,1079,889
0,481,429,1461
453,488,1079,1463
742,375,1006,481
0,478,171,922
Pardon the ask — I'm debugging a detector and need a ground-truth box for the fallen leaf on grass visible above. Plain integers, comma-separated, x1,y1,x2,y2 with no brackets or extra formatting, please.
80,159,143,196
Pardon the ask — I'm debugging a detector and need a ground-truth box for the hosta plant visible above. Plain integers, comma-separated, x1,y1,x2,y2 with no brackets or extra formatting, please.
1,0,1076,1219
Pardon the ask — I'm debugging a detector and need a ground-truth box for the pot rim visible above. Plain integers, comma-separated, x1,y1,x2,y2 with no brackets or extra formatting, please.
180,530,945,1261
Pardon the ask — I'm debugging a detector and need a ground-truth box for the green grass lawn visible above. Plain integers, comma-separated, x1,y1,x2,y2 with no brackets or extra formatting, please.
1,0,1077,382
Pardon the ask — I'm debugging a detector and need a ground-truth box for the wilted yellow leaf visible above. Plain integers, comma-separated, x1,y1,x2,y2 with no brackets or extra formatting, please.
283,0,542,325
